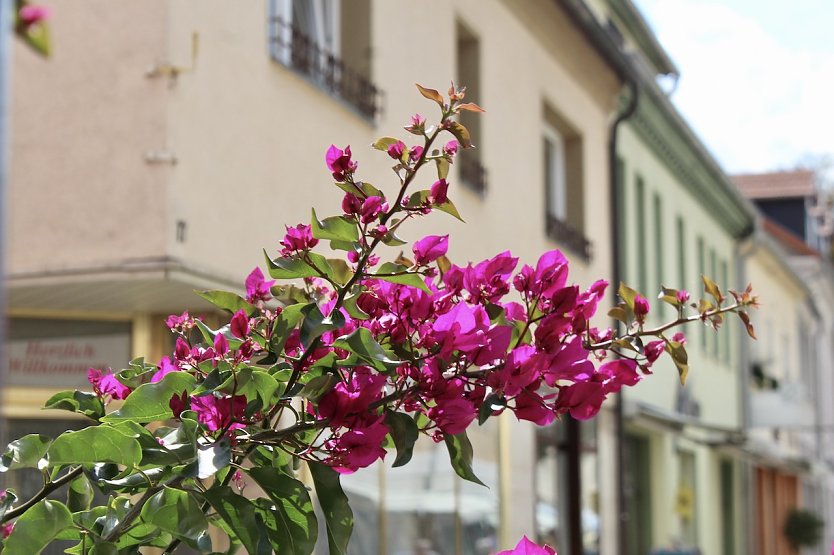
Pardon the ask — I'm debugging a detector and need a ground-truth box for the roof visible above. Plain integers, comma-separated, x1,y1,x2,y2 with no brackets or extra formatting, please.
607,0,679,76
734,170,816,200
762,217,820,258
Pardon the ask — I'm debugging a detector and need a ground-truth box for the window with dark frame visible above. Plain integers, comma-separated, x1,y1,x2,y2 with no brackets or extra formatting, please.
268,0,381,121
543,104,590,262
456,20,487,196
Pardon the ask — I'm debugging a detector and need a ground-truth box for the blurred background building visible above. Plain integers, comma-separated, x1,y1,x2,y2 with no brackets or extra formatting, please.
2,1,834,554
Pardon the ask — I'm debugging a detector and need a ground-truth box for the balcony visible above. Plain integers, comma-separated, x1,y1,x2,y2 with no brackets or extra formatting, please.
269,17,382,121
545,214,592,262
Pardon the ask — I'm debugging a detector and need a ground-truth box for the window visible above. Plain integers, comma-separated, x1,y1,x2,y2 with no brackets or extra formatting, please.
676,216,686,293
636,177,647,293
617,157,628,281
543,104,589,261
697,236,706,351
720,259,729,361
456,21,487,195
653,193,664,318
269,0,380,120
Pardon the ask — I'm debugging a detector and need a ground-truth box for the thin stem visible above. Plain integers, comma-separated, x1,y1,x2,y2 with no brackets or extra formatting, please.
1,466,83,523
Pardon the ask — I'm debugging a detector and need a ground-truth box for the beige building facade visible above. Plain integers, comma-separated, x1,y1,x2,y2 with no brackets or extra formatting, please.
5,1,626,553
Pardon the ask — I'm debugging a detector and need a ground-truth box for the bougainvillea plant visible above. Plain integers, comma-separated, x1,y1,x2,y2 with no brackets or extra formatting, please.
0,84,757,554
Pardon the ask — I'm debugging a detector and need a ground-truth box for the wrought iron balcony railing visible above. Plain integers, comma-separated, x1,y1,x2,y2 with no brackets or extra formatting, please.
459,153,488,196
545,213,592,262
269,17,382,121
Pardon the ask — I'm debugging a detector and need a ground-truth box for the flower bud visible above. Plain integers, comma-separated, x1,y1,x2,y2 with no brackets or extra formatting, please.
634,295,650,323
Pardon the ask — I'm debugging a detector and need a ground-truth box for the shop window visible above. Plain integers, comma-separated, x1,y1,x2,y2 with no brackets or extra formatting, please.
269,0,381,120
543,104,588,261
456,21,487,195
5,318,131,389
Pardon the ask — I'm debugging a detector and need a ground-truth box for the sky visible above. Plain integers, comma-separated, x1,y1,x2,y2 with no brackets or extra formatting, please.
631,0,834,178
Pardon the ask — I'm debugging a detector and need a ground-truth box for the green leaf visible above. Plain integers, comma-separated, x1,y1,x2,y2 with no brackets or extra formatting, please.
3,500,72,555
264,249,334,281
667,341,690,385
444,431,485,486
447,121,473,148
183,437,232,479
311,208,359,243
300,303,345,348
204,487,272,555
343,288,370,320
477,393,506,425
384,412,419,467
43,390,105,420
102,371,197,423
416,83,444,106
140,488,210,548
48,426,142,467
702,275,724,304
372,262,431,293
406,189,465,222
618,282,639,313
332,327,400,372
0,434,50,472
194,290,256,316
371,136,401,151
334,180,383,198
247,468,318,555
67,474,94,512
309,462,354,555
15,19,51,58
436,157,450,180
270,303,306,354
298,374,338,402
327,258,353,286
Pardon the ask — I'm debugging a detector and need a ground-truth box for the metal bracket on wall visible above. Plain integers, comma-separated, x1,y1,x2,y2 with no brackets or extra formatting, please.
146,32,199,86
144,149,178,165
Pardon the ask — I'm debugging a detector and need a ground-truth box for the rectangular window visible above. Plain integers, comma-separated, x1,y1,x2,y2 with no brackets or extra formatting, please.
543,104,589,261
678,451,698,547
710,248,718,358
269,0,381,120
636,177,647,295
653,193,664,318
676,216,686,295
720,258,730,361
697,236,706,350
456,21,487,194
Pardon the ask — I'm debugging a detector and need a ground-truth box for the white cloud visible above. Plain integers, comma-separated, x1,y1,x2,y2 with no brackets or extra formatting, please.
635,0,834,174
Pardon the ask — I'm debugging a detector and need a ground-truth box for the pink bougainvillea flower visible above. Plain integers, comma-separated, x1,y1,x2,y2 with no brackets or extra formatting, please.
318,368,387,428
430,397,476,436
329,419,389,474
408,145,424,162
387,140,406,160
230,310,250,339
1,522,13,539
634,295,650,323
360,196,388,224
18,4,49,26
325,144,358,181
496,536,557,555
644,340,665,364
88,368,131,401
169,390,189,418
556,380,608,420
513,390,556,426
676,289,691,304
412,235,448,266
213,333,229,357
151,356,178,383
342,192,362,216
430,178,449,205
191,394,247,432
165,310,193,331
245,267,275,304
443,139,459,156
597,358,641,392
280,223,319,255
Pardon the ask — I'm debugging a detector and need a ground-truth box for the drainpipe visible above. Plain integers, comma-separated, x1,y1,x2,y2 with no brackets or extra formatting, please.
608,79,638,555
0,0,12,454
